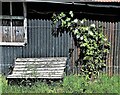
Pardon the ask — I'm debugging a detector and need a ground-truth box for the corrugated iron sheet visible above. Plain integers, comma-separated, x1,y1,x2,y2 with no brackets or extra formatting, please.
0,19,120,75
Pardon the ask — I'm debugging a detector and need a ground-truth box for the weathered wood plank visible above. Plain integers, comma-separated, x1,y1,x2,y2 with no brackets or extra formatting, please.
12,71,64,75
14,63,66,67
15,60,66,65
16,57,67,62
12,70,64,74
8,74,64,77
12,72,64,75
7,75,63,79
13,67,65,71
14,64,65,68
0,15,24,20
11,72,64,75
15,62,65,65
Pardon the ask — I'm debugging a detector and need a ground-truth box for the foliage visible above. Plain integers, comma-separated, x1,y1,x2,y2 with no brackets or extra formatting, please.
1,74,119,94
52,11,110,80
0,75,8,93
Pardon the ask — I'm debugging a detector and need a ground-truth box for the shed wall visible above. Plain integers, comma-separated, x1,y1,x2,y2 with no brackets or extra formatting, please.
0,19,120,75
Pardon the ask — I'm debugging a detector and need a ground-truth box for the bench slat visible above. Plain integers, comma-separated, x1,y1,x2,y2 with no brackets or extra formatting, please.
7,73,64,78
15,61,66,64
12,71,64,75
7,76,63,79
12,73,63,75
9,73,64,76
16,57,67,62
14,62,65,67
12,70,64,74
13,67,65,71
8,74,64,77
14,64,65,68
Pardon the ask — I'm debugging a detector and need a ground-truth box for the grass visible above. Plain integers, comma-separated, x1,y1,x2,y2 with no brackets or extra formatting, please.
0,74,120,94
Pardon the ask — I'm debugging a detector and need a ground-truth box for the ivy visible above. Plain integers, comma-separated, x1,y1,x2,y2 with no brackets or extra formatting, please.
52,11,110,80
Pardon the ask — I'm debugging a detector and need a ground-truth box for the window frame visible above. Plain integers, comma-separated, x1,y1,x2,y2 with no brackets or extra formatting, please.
0,2,27,46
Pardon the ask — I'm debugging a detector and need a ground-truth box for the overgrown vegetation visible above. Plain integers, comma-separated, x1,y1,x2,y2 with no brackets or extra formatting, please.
1,74,119,94
52,11,110,80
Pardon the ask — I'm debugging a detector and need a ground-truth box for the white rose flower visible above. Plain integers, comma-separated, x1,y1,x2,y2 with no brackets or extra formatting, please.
90,24,95,28
74,29,78,34
76,35,80,39
104,38,107,41
80,36,84,40
74,19,78,23
81,20,84,24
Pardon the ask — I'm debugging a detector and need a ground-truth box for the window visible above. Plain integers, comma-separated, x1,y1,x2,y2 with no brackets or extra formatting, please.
0,2,27,46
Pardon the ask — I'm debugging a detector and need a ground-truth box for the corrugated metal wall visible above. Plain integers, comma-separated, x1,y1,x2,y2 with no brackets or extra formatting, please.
0,19,120,75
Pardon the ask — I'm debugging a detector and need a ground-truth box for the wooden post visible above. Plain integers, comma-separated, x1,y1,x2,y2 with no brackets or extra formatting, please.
108,22,113,77
77,47,80,74
0,2,2,42
0,26,2,42
10,2,13,42
23,2,27,44
0,2,2,75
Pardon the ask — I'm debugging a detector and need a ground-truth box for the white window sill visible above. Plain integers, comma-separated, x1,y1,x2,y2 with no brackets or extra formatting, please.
0,42,26,46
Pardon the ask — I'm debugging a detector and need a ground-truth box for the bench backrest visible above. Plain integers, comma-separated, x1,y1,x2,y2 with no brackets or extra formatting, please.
7,57,67,79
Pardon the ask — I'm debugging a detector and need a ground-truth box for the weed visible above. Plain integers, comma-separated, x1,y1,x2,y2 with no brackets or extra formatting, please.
1,74,119,94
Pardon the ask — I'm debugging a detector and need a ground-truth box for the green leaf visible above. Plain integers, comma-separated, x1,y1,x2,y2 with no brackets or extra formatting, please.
74,29,79,34
66,17,71,22
85,27,89,31
60,12,66,17
83,56,91,60
67,22,71,27
58,16,61,19
61,20,66,26
88,30,94,36
80,43,88,47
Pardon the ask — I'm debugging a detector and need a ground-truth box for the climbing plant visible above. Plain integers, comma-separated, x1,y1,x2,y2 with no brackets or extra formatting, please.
52,11,110,80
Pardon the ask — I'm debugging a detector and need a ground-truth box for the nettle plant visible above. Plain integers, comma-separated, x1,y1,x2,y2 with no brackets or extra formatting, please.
52,11,110,80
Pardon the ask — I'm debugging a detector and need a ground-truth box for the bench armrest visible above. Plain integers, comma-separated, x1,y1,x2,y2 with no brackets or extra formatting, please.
8,65,14,75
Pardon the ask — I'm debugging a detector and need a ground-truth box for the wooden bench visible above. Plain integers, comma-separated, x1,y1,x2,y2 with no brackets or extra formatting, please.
7,57,67,79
